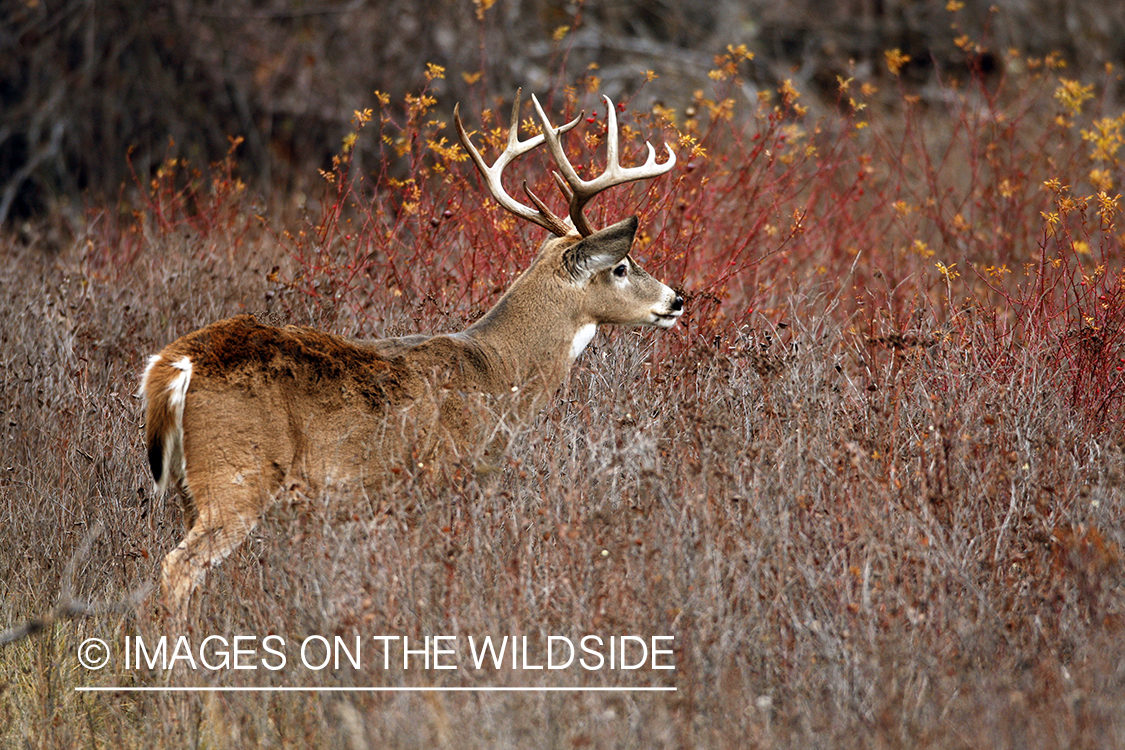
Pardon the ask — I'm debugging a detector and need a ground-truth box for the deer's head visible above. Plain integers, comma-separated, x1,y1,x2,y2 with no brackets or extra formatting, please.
455,91,683,341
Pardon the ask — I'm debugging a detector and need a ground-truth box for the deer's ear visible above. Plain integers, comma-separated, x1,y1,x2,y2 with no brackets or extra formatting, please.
563,216,638,281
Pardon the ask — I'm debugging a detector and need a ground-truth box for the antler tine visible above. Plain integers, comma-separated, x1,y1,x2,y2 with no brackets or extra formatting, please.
531,93,676,237
454,89,581,237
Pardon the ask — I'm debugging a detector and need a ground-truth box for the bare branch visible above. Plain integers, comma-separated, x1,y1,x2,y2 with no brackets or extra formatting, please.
0,522,152,647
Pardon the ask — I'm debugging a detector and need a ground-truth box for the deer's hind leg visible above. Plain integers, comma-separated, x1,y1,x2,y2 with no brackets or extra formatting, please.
160,502,261,617
160,395,290,617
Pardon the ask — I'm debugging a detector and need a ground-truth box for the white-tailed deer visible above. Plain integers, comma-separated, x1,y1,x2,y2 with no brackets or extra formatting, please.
141,91,681,614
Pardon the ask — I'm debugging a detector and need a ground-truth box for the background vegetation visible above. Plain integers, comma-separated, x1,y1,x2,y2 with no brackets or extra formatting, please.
3,1,1125,747
4,0,1125,222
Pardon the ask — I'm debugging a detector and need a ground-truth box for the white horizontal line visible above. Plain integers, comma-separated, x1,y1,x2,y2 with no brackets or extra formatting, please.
76,686,676,693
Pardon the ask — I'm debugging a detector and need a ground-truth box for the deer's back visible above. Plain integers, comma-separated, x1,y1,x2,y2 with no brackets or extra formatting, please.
157,315,496,499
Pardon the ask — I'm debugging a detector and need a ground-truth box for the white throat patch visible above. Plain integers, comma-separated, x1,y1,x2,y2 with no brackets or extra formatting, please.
569,323,597,362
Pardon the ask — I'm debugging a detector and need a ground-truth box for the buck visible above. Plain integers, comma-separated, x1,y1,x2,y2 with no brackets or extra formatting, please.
141,91,682,614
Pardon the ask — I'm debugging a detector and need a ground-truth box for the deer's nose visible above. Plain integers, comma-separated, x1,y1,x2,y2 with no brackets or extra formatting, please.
672,295,684,312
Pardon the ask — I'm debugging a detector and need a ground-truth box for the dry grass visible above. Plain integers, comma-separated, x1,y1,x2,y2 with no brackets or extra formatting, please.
3,231,1123,747
4,30,1125,750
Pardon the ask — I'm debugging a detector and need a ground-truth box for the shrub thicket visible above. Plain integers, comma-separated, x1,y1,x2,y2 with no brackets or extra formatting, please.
3,0,1123,223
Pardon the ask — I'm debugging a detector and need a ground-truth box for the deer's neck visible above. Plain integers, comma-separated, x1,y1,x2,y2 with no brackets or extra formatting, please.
458,277,589,396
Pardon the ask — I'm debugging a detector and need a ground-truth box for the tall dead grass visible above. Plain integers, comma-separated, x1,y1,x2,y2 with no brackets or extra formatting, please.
2,226,1123,746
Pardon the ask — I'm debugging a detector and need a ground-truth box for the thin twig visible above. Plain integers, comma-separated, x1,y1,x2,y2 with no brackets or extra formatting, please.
0,522,153,647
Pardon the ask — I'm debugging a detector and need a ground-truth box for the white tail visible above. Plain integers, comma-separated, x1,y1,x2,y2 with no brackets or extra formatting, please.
141,91,682,615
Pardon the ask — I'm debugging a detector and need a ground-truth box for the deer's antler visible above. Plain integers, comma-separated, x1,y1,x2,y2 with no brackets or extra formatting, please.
531,93,676,238
454,89,579,237
455,90,676,237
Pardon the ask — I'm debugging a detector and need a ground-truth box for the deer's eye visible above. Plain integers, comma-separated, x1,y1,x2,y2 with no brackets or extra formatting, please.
613,263,628,278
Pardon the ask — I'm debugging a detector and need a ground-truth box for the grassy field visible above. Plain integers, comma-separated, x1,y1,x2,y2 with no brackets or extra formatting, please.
3,40,1125,749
